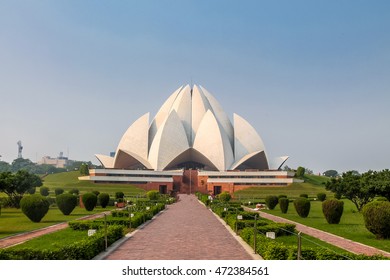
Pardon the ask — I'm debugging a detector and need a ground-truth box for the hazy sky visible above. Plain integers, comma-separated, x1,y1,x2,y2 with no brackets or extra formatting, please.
0,1,389,174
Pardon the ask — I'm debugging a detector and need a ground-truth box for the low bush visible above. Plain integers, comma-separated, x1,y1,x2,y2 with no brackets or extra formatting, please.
279,197,289,214
299,194,308,198
56,193,78,215
278,195,287,199
322,199,344,224
317,193,327,202
293,198,311,218
115,192,125,199
146,190,159,201
0,225,124,260
98,193,110,208
82,193,97,211
265,196,279,210
54,188,64,196
92,191,100,197
20,194,50,222
39,187,50,197
362,201,390,239
218,192,232,202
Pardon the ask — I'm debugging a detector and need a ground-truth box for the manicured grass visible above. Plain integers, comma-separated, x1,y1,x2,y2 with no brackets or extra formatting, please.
42,171,146,197
0,206,113,239
11,228,89,249
263,199,390,253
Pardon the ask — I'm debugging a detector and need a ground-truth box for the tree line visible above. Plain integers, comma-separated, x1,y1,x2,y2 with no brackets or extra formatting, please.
325,169,390,211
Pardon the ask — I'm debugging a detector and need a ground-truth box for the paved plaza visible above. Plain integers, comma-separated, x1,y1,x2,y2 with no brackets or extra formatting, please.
103,195,256,260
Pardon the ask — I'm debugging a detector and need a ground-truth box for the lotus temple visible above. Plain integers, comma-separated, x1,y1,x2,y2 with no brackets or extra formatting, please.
79,85,300,195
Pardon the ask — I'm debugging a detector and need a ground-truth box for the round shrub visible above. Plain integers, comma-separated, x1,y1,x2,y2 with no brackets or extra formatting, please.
317,193,326,202
56,193,77,215
293,198,311,218
218,191,231,202
40,187,50,197
265,195,279,210
279,197,289,214
299,194,308,198
69,188,79,195
362,201,390,239
115,191,125,199
54,188,64,196
322,199,344,224
82,193,97,211
98,193,110,208
20,194,50,222
27,187,36,194
278,195,287,199
146,190,160,201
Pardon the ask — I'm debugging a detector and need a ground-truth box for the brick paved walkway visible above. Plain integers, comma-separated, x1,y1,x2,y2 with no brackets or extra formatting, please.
0,211,111,249
104,195,255,260
252,209,390,257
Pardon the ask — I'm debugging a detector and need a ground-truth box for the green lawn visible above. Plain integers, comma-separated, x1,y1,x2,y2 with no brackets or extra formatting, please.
11,228,89,249
0,206,112,239
263,199,390,253
42,171,146,197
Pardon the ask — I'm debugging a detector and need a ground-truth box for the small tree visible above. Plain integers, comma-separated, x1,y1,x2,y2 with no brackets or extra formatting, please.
98,193,110,208
322,199,344,224
296,166,305,178
20,194,50,222
218,191,231,202
79,163,89,175
56,193,77,215
54,188,64,196
279,197,289,213
293,198,311,218
82,193,97,211
40,187,50,197
265,195,279,210
323,170,339,178
362,201,390,239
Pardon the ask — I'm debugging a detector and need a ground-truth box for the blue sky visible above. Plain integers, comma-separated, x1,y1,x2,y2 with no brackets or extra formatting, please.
0,0,389,174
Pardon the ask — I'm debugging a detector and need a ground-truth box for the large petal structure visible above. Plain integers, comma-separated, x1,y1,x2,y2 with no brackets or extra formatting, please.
96,84,287,171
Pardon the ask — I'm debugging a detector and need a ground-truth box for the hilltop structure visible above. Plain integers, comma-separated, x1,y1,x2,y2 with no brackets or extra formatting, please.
80,85,298,195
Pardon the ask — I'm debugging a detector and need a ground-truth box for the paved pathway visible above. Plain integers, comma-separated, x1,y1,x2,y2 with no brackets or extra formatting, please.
249,209,390,257
104,195,255,260
0,211,111,249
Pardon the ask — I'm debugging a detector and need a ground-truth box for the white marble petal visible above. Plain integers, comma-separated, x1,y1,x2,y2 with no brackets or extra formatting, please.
95,154,114,168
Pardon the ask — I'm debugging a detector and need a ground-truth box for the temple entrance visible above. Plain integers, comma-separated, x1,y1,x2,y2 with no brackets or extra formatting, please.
159,185,167,194
213,185,222,196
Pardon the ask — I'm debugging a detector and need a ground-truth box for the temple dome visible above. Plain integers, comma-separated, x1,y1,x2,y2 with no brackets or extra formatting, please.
96,85,287,171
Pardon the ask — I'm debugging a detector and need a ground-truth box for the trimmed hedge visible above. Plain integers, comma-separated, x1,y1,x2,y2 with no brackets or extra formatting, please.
56,193,77,215
362,201,390,239
322,199,344,224
279,197,289,214
82,193,97,211
239,228,388,260
98,193,110,208
20,194,50,222
39,187,50,197
293,198,311,218
0,225,124,260
317,193,327,202
265,196,279,210
54,188,64,196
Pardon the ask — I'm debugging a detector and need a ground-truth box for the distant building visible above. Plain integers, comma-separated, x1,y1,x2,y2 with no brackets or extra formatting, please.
38,152,69,168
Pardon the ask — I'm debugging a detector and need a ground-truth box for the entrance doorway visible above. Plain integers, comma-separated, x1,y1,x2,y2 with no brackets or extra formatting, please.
213,186,222,196
159,185,167,194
